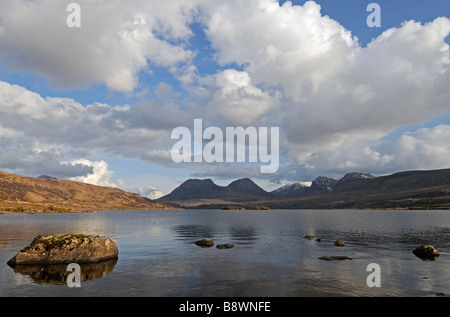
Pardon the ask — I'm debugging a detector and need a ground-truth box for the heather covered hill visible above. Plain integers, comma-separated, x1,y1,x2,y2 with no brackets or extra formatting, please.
0,170,170,212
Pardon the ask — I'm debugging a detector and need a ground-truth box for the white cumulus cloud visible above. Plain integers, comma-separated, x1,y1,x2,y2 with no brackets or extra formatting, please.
0,0,198,92
130,186,164,200
65,159,119,188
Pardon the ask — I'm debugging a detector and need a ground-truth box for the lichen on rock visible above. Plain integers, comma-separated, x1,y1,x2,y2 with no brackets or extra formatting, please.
7,234,119,266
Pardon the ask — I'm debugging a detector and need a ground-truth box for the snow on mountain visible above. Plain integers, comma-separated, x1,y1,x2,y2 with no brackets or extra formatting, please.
271,181,311,197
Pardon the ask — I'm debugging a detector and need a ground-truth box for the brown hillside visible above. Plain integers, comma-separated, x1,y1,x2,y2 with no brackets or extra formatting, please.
0,170,171,212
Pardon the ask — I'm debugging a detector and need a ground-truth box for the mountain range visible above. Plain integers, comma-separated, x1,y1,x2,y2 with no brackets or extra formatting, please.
159,178,275,204
159,169,450,209
0,168,448,212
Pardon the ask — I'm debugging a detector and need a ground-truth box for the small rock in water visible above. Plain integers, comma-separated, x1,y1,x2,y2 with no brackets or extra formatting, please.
316,238,323,242
304,235,315,240
194,238,214,248
216,243,235,249
334,240,345,247
412,245,440,261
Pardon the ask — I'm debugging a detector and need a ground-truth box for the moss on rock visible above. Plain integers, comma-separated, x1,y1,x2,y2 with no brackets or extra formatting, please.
7,234,118,266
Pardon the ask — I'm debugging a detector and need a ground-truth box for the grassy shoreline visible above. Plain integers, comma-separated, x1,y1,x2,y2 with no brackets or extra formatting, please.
0,200,174,213
2,199,448,213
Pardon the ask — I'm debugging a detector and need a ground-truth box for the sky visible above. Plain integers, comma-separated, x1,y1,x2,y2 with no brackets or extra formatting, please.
0,0,448,198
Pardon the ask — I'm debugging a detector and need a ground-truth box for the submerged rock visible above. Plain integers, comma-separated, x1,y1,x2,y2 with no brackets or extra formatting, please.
194,238,214,248
319,256,352,261
216,243,235,249
7,234,119,267
412,245,440,261
304,235,315,240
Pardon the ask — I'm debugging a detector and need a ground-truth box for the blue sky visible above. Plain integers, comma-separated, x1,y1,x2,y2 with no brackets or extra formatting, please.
293,0,449,44
0,0,448,196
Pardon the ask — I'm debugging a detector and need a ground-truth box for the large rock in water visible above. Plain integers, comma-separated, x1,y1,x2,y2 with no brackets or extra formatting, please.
7,234,119,266
412,245,440,261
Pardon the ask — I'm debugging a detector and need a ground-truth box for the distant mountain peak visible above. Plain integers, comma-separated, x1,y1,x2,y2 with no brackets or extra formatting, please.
227,178,272,197
271,182,312,198
159,178,229,201
38,175,57,180
232,177,252,182
340,172,376,181
184,178,215,185
335,172,377,190
159,177,273,202
311,176,339,192
228,178,256,188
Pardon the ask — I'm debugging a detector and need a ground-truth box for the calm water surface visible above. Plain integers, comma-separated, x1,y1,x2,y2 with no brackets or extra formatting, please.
0,209,449,297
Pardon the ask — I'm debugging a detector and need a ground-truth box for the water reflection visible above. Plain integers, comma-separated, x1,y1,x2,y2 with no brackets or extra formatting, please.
1,209,449,296
172,224,216,241
228,226,259,245
397,227,450,248
172,224,260,245
8,258,118,286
